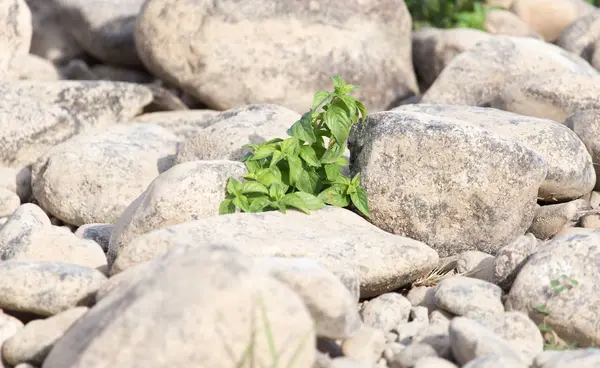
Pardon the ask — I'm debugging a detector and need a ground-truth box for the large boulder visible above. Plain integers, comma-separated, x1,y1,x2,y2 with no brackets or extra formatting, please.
134,0,418,112
348,109,547,257
0,0,32,78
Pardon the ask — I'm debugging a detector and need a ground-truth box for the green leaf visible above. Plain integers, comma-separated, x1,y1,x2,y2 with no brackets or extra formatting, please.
233,195,250,212
276,201,287,214
245,159,262,173
334,174,351,186
219,198,236,215
350,187,370,217
550,279,560,289
294,191,325,210
241,181,269,195
255,167,282,187
250,145,277,160
248,196,272,213
296,169,320,194
226,177,243,196
356,100,367,119
299,145,321,167
320,141,346,164
324,106,351,145
270,150,284,168
331,76,346,91
269,182,286,201
287,154,304,186
289,112,317,144
339,95,357,119
324,164,341,181
312,91,331,111
281,137,300,155
318,186,350,207
280,193,311,214
351,172,361,187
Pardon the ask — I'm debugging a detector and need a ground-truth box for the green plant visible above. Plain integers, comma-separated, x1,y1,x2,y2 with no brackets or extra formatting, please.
219,76,370,217
535,275,579,350
406,0,501,30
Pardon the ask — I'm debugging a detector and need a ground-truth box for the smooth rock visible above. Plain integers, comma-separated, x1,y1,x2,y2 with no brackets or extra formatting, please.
108,160,245,266
0,188,20,218
533,348,600,368
0,0,32,77
135,0,418,112
527,199,591,239
31,123,180,226
462,354,528,368
112,206,439,298
348,109,546,257
74,224,113,253
455,251,495,283
557,10,600,70
493,233,540,291
433,276,504,317
360,293,411,333
341,327,386,363
413,357,457,368
565,110,600,191
131,110,220,140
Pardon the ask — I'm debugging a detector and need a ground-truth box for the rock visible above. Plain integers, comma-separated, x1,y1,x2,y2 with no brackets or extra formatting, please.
389,343,438,368
31,123,180,226
174,104,300,162
511,0,594,42
0,314,24,366
449,317,524,366
468,311,543,365
24,0,84,63
112,206,439,298
63,62,155,84
2,306,88,366
255,256,362,340
330,357,373,368
0,260,106,317
406,287,436,314
107,160,245,265
484,9,541,39
493,233,540,291
533,348,600,368
490,72,600,122
421,36,597,107
134,0,418,113
95,260,153,303
0,0,32,77
455,251,495,283
557,10,600,70
42,244,316,368
581,213,600,229
411,28,491,92
527,199,592,239
506,230,600,347
360,293,411,333
413,357,457,368
348,109,546,257
462,354,528,368
0,166,31,202
7,54,62,81
410,307,429,325
131,110,220,140
412,323,452,359
0,81,154,168
433,276,504,317
74,224,113,253
565,110,600,191
341,327,386,363
0,204,107,271
396,320,429,345
393,104,595,203
0,188,20,218
49,0,145,67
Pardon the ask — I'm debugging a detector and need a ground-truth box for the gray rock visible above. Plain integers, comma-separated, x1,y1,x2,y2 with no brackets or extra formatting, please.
412,322,451,359
7,53,62,81
31,123,180,226
565,110,600,191
0,313,24,367
111,206,439,298
506,230,600,347
0,81,154,168
341,326,386,363
462,354,528,368
0,188,20,218
557,10,600,70
533,348,600,368
107,160,246,266
388,343,438,368
42,244,316,368
50,0,145,67
393,104,595,202
406,286,436,314
348,110,546,257
449,317,524,366
455,251,495,283
413,357,457,368
0,166,31,202
74,224,113,253
421,36,597,106
2,306,88,366
134,0,418,113
527,199,592,239
255,256,362,340
360,293,412,333
0,260,106,316
0,204,107,271
493,233,540,291
0,0,31,77
174,104,300,163
131,110,220,140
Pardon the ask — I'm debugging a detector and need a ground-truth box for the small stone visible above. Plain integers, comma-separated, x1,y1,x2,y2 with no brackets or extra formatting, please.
361,293,412,332
493,233,540,291
414,356,458,368
527,199,591,240
330,357,373,368
410,307,429,324
462,354,528,368
412,322,451,359
533,348,600,368
389,343,438,368
341,327,386,363
74,224,113,252
0,187,20,217
455,251,495,283
406,287,436,314
434,276,504,316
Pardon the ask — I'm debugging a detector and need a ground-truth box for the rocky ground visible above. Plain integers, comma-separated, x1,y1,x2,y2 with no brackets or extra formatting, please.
1,0,600,367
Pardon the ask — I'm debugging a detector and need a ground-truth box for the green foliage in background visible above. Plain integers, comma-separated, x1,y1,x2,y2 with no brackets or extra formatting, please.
219,76,370,217
406,0,500,30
